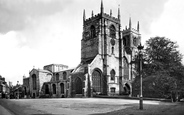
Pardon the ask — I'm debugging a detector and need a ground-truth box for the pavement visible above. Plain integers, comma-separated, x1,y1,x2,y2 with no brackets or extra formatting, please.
0,104,14,115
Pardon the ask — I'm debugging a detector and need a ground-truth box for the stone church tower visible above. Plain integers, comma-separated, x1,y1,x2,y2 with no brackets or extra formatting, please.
70,1,141,97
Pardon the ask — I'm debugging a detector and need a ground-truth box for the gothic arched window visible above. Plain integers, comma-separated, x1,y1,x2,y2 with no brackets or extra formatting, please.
110,25,116,38
110,69,116,81
123,57,129,80
123,37,127,46
60,83,64,94
90,25,96,38
52,84,56,94
32,74,37,90
56,73,59,81
63,71,67,80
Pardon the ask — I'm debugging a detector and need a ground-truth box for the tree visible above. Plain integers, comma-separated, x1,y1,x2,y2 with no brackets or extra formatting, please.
132,37,184,98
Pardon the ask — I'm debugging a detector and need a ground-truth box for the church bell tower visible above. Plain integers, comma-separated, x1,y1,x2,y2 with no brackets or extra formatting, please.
81,0,121,64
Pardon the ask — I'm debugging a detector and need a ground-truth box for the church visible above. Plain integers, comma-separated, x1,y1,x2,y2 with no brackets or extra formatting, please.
69,1,141,97
23,1,141,98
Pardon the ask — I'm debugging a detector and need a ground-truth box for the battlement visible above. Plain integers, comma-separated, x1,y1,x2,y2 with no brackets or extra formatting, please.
84,12,120,24
123,27,138,32
103,13,119,22
122,27,140,35
85,13,101,23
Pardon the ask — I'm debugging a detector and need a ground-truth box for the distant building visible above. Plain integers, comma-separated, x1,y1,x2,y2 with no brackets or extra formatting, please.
22,76,30,98
0,75,10,98
23,64,74,98
42,68,73,98
11,84,24,99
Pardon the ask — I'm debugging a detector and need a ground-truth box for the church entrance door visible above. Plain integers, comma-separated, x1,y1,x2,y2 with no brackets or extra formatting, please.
60,83,64,94
45,84,49,94
124,83,131,95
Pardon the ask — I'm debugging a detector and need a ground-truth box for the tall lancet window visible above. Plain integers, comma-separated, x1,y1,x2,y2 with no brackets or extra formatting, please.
112,47,114,54
32,74,37,90
110,69,116,81
110,25,116,38
90,25,96,38
123,57,129,80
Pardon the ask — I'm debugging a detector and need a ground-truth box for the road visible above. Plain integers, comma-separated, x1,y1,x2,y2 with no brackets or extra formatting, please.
0,104,14,115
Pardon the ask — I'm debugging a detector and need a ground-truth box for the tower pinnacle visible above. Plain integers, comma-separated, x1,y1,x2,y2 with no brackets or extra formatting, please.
100,0,104,14
110,9,112,16
92,10,94,17
129,17,132,29
137,21,140,32
83,9,86,22
118,5,120,20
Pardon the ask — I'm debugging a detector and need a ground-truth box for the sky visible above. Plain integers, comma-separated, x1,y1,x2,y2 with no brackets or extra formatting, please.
0,0,184,85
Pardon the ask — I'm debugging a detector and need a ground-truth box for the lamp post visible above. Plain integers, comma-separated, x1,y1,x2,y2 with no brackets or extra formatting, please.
138,44,144,110
17,81,19,99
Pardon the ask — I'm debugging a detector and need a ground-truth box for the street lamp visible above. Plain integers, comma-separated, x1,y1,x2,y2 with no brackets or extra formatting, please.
138,44,144,110
17,81,19,99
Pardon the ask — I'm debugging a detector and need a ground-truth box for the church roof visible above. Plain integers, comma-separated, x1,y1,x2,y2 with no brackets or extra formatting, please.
53,68,75,73
44,63,68,68
71,63,88,74
37,69,52,73
29,68,52,74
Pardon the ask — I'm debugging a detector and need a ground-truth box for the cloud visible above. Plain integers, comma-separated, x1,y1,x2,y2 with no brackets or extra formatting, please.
150,0,184,62
0,0,72,33
119,0,169,34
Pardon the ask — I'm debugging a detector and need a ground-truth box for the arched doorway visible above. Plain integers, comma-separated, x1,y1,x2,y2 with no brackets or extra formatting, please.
52,84,56,94
92,69,105,94
32,74,37,90
60,83,64,94
75,77,82,94
24,87,27,95
45,84,49,94
33,93,36,98
124,83,131,95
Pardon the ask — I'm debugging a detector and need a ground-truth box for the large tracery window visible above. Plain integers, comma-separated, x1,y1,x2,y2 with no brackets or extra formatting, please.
92,70,102,93
90,25,96,38
75,77,82,94
110,69,116,81
110,25,116,38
